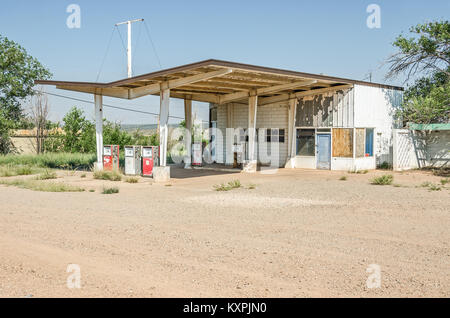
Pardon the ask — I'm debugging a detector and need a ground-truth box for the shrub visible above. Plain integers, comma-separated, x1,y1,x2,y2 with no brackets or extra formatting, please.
102,187,119,194
378,162,392,170
339,176,347,181
371,175,394,185
440,178,449,185
93,170,122,181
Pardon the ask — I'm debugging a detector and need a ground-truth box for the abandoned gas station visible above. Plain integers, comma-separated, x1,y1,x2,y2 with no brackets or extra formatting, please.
36,59,403,181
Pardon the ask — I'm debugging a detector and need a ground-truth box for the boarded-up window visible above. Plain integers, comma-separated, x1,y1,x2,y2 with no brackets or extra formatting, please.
356,128,365,158
333,128,353,158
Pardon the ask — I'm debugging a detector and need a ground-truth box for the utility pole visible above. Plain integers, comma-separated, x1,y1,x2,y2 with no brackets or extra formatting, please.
115,18,144,78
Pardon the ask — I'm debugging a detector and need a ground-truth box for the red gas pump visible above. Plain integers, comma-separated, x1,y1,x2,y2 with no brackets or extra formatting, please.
103,145,120,171
142,146,158,177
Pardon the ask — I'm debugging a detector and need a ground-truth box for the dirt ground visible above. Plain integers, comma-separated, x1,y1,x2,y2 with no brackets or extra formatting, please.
0,166,449,298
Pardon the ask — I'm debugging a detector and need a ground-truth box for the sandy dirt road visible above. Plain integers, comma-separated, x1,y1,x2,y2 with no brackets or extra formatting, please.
0,167,449,297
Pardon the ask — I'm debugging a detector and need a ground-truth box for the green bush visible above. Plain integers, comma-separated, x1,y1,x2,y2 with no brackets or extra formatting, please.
371,175,394,185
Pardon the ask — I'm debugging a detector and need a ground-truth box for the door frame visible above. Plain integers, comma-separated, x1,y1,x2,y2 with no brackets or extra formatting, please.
316,132,331,170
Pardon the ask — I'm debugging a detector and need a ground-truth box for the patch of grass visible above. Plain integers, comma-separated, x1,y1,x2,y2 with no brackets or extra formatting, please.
440,178,449,185
35,170,57,180
339,176,347,181
428,184,442,191
93,170,122,181
102,187,119,194
125,177,139,183
348,169,369,174
421,181,433,188
371,174,394,185
213,179,242,191
247,183,256,190
0,179,84,192
89,189,95,192
0,165,40,177
80,173,87,178
0,153,96,170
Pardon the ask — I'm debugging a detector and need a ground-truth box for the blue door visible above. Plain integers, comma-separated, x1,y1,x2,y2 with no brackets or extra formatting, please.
317,134,331,170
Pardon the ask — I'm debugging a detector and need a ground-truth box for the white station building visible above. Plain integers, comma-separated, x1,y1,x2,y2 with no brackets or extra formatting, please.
37,60,403,178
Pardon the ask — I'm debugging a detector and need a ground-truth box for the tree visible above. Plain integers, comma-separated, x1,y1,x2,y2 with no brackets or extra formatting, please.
386,20,450,125
29,87,50,153
386,20,449,81
0,35,52,153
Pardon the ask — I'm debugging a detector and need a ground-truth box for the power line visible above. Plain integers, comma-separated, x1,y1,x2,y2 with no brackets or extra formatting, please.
36,90,208,123
95,27,116,83
143,20,162,69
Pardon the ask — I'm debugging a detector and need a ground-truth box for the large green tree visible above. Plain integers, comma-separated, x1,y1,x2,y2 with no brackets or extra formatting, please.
0,35,51,153
386,20,449,125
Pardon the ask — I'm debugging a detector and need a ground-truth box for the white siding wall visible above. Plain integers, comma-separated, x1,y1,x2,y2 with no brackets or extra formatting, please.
353,84,403,167
213,102,289,167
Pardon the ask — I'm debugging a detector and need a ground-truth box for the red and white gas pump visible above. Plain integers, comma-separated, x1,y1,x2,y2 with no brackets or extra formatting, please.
103,145,120,171
142,146,159,177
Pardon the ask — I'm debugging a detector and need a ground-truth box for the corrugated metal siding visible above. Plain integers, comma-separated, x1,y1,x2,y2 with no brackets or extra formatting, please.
296,88,354,127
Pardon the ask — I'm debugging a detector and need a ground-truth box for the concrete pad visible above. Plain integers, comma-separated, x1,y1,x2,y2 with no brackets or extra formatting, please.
153,166,171,182
243,160,257,173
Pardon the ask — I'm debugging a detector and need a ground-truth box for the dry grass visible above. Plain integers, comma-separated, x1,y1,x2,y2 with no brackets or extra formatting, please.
125,177,139,183
35,170,57,180
0,165,39,177
102,187,119,194
0,179,84,192
93,170,122,181
371,175,394,185
213,180,242,191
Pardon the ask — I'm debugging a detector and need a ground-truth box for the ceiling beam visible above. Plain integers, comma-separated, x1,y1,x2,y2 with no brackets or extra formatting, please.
56,85,129,99
128,68,233,99
258,84,353,106
218,80,318,104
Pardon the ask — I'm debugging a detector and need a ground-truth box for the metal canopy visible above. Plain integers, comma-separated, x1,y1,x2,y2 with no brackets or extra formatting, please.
35,59,403,105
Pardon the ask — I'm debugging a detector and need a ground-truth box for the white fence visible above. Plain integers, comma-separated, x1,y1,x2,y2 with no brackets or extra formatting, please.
393,129,450,171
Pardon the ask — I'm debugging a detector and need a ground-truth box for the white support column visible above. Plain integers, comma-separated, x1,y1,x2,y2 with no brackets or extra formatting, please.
159,87,170,167
94,94,103,171
184,98,192,168
152,86,171,182
244,95,258,172
286,98,298,168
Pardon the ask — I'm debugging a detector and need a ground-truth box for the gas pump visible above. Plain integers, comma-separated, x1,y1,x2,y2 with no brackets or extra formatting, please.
124,145,142,176
192,143,202,166
103,145,120,171
142,146,159,177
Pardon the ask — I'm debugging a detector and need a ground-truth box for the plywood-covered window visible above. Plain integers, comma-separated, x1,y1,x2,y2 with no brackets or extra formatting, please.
333,128,353,158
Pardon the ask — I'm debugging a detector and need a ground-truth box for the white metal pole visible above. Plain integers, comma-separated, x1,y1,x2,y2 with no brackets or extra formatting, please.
127,21,132,78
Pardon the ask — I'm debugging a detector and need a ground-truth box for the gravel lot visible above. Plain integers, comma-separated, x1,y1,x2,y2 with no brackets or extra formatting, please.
0,166,449,297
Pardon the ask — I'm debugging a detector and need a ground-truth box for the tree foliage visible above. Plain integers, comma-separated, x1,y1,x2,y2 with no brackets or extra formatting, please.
386,20,449,81
386,21,450,125
45,107,159,153
0,35,51,154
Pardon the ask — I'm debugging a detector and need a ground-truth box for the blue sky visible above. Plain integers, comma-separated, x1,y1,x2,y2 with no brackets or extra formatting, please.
1,0,449,124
